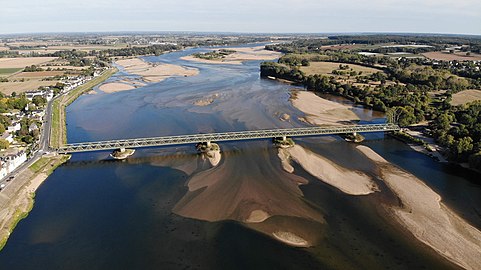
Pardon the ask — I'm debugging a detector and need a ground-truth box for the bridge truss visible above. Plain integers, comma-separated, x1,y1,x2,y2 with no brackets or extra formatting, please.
56,123,400,154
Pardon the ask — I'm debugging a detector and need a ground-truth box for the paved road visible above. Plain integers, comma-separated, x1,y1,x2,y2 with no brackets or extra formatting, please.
0,97,55,189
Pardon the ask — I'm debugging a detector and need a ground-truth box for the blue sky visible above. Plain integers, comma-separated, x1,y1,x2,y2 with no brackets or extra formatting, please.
1,0,480,35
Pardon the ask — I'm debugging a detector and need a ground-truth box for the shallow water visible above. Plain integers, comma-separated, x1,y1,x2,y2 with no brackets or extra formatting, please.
0,44,480,269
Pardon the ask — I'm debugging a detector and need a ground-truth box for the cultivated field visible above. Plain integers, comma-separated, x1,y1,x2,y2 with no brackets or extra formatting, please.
0,81,59,95
422,51,481,61
0,68,22,76
0,57,57,68
451,90,481,106
300,61,382,76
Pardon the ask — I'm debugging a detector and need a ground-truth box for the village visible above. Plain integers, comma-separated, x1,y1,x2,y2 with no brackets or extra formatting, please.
0,71,103,187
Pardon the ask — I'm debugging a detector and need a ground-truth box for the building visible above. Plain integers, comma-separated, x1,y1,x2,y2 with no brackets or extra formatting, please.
1,132,13,143
0,150,27,179
7,122,21,133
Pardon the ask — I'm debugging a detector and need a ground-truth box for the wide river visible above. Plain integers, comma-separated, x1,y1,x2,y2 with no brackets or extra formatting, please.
1,45,480,269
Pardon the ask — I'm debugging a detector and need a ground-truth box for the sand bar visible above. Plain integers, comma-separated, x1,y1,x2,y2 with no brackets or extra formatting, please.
356,145,481,270
98,82,135,93
181,45,282,65
116,58,199,83
286,145,378,195
290,91,359,126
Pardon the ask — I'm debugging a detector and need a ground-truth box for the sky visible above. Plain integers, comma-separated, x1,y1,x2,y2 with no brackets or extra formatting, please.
0,0,480,35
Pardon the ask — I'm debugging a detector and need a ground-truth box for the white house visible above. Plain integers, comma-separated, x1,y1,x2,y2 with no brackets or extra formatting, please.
7,122,21,133
0,150,27,179
1,132,13,143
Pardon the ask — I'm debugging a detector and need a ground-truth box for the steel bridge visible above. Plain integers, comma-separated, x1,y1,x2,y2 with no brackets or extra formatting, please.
56,123,400,154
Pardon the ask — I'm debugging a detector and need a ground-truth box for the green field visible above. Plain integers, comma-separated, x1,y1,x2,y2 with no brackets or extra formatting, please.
300,61,382,76
0,68,22,76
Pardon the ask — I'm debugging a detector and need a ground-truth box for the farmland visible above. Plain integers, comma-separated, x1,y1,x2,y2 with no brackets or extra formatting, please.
300,61,382,76
423,51,481,61
451,90,481,106
0,57,57,68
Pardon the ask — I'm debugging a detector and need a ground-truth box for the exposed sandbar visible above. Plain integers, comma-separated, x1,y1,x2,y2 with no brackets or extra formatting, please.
290,90,359,126
272,231,310,247
98,82,135,93
284,145,378,195
356,145,481,270
116,58,199,83
173,148,320,224
181,45,282,65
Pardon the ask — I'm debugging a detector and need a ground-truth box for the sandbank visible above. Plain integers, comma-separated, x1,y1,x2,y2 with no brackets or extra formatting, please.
181,45,282,65
272,231,310,247
356,145,481,270
98,82,136,93
290,91,359,126
245,209,270,223
286,145,378,195
116,58,199,83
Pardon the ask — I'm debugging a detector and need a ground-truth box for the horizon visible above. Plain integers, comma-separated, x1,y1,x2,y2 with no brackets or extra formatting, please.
1,31,481,38
1,0,480,35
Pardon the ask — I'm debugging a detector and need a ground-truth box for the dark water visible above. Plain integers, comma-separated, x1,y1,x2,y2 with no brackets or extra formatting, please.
1,44,480,269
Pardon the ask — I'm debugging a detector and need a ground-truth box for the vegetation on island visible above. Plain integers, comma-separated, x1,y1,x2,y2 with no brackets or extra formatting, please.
192,49,236,60
261,35,481,170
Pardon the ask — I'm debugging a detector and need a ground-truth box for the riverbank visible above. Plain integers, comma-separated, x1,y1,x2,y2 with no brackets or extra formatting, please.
50,67,118,149
181,45,282,65
356,145,481,270
0,155,70,251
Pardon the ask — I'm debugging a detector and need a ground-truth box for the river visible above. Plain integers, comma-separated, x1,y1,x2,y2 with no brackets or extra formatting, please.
0,44,480,270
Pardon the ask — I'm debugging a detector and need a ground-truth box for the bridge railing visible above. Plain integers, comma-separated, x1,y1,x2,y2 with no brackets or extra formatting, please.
57,123,400,153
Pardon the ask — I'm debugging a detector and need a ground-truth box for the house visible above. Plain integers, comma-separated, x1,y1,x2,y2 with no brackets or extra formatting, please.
29,123,39,133
7,122,21,133
25,90,46,101
1,132,13,143
0,150,27,179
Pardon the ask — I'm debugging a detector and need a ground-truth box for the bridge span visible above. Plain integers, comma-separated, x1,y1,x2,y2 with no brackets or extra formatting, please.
56,123,400,154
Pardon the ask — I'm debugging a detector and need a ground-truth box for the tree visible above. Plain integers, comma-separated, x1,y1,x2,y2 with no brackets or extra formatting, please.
32,96,47,107
0,139,9,149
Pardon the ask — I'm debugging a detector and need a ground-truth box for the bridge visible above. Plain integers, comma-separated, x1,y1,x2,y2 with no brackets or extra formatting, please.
56,123,400,154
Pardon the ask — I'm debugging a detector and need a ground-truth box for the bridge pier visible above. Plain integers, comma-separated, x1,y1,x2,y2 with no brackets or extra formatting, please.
282,136,287,142
206,141,211,147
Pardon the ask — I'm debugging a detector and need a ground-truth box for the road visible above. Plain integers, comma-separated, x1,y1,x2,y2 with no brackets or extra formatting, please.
0,96,55,189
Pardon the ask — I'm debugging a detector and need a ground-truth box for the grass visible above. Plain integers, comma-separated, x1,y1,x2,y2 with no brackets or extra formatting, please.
29,157,52,173
451,90,481,106
50,67,118,149
0,68,22,76
300,61,382,76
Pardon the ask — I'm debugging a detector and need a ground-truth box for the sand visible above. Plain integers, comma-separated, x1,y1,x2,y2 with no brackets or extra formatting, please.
272,231,310,247
356,145,481,270
245,209,270,223
173,148,321,225
98,82,136,93
193,93,219,106
116,58,199,83
278,148,295,173
285,145,378,195
290,91,359,126
181,45,282,65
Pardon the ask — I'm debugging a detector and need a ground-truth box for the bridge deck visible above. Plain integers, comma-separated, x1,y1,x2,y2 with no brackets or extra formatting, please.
57,123,400,153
